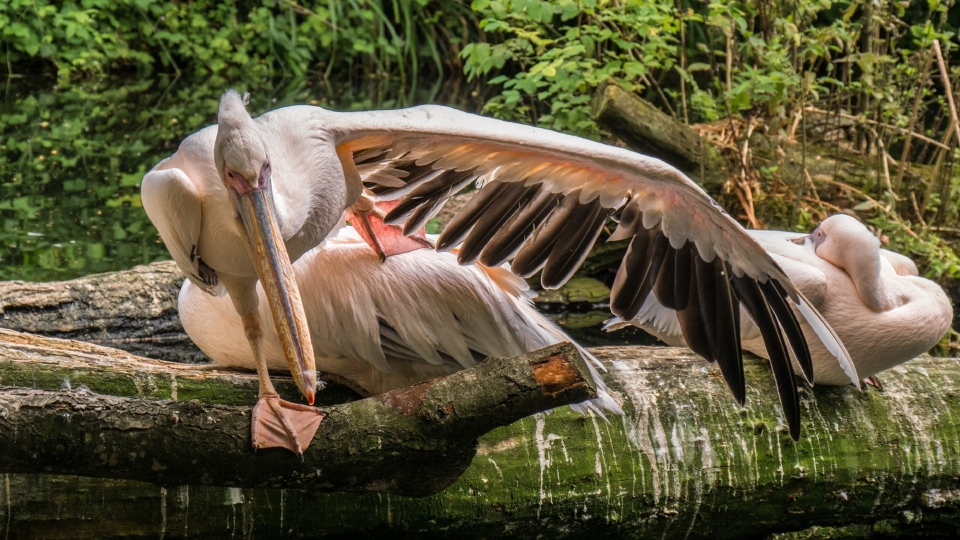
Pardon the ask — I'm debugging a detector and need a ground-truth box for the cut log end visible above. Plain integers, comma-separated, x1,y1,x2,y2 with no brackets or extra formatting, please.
532,353,588,396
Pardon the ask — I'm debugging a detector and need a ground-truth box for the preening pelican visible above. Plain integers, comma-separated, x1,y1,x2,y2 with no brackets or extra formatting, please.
179,226,622,416
611,214,953,384
143,90,857,450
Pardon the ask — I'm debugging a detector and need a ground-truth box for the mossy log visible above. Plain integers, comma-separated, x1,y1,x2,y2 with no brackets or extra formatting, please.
0,329,596,496
1,347,960,538
591,80,726,183
2,268,960,538
590,81,937,206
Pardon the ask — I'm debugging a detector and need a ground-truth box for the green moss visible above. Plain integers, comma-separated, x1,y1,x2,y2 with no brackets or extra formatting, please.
534,277,611,304
0,364,152,399
0,362,358,407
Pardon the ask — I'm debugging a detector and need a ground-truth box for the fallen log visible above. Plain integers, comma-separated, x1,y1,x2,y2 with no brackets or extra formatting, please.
590,80,725,181
0,329,594,496
3,268,960,538
1,345,960,538
0,262,204,363
589,80,939,216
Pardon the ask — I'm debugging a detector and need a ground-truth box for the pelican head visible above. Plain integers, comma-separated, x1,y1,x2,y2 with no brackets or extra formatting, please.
810,214,886,311
809,214,879,263
214,90,317,405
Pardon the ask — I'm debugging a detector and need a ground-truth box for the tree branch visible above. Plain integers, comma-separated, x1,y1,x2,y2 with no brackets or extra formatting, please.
0,330,595,496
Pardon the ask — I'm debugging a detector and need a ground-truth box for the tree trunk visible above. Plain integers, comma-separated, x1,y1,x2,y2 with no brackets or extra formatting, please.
0,329,594,497
2,268,960,538
1,349,959,538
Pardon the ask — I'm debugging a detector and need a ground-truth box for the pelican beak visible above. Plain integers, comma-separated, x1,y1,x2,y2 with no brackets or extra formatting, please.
790,235,810,246
227,163,317,405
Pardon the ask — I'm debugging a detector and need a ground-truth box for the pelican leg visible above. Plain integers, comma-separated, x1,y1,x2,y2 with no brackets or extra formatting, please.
863,375,884,391
241,312,325,455
349,193,433,261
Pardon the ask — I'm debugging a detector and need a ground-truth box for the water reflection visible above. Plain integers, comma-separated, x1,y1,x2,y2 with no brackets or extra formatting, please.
0,75,435,281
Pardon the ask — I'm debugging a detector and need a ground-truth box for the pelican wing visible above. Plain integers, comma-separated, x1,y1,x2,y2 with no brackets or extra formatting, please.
881,249,919,276
747,230,829,310
142,168,219,295
331,105,860,437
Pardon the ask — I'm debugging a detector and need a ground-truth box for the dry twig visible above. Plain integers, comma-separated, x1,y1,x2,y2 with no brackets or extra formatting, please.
803,107,950,151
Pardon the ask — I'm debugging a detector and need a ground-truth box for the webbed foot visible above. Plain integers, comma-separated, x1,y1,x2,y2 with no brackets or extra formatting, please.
251,394,325,455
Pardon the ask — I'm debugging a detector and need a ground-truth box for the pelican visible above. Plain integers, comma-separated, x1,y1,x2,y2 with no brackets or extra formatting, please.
611,214,953,384
142,90,857,451
178,225,622,416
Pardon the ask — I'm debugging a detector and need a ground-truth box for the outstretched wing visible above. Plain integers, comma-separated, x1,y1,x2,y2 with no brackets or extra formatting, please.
329,104,859,440
142,167,220,295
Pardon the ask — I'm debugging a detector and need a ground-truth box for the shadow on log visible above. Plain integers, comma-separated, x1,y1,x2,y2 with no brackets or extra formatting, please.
0,329,595,496
0,263,205,363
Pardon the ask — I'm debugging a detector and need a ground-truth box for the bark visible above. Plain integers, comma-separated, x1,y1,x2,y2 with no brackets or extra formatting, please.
0,262,204,363
591,80,726,183
0,329,596,497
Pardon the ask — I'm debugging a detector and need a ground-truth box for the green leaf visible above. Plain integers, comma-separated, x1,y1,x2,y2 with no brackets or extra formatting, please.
559,1,579,21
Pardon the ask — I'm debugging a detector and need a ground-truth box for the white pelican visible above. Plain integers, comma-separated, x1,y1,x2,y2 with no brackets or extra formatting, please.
178,225,622,416
611,214,953,385
142,90,857,450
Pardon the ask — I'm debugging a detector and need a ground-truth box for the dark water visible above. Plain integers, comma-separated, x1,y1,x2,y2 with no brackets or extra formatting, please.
0,75,656,346
0,75,416,282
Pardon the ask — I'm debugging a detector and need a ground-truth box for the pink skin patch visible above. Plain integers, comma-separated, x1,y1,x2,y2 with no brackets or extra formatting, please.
349,199,433,259
224,162,271,195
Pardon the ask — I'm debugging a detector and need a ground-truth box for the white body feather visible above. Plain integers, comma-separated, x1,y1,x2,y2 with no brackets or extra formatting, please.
180,227,622,414
613,219,953,384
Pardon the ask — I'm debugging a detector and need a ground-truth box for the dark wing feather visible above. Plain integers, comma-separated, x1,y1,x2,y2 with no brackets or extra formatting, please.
652,245,678,309
762,279,815,385
541,198,611,288
510,191,583,277
675,256,713,360
478,190,562,268
385,169,478,234
609,225,658,319
730,275,801,441
457,183,540,265
438,181,516,251
702,257,745,406
673,242,692,311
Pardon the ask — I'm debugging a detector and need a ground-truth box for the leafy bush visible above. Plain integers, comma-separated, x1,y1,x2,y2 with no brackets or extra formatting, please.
462,0,678,137
461,0,960,284
462,0,956,137
0,0,474,105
